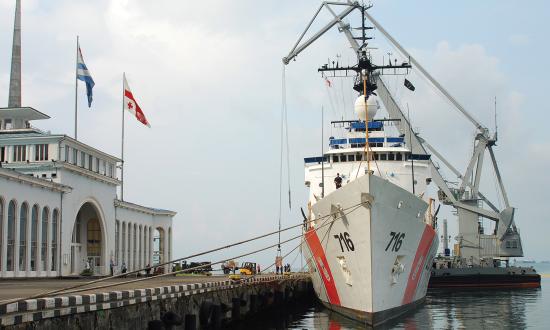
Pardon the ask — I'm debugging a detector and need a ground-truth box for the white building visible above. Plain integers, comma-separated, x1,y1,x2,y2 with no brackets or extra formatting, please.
0,2,175,278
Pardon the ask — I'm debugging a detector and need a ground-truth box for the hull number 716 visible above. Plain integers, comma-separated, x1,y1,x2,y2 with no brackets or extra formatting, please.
334,232,355,252
385,232,405,252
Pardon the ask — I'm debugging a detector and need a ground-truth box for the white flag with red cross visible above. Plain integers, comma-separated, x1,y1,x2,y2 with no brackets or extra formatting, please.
123,74,151,127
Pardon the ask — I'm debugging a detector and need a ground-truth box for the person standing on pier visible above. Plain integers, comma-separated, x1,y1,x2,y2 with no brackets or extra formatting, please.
334,173,342,189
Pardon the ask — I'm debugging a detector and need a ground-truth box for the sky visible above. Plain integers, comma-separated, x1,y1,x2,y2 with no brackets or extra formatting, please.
0,0,549,266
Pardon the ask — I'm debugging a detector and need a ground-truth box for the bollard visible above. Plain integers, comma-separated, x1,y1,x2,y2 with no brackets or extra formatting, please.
231,297,241,321
199,301,213,326
274,290,284,305
184,314,197,330
249,294,257,314
211,305,222,329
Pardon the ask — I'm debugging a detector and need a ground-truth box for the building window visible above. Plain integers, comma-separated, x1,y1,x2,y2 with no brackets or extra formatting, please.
0,146,5,162
87,155,93,171
168,227,172,264
41,208,49,272
388,153,395,161
348,154,355,162
19,202,28,271
51,209,58,271
121,222,126,264
7,200,16,271
35,144,49,161
95,158,99,173
65,146,70,162
127,223,132,268
80,151,86,167
396,153,403,161
87,218,102,271
138,226,142,269
101,160,106,175
133,224,137,270
333,155,339,163
380,153,387,161
115,221,120,265
13,145,26,162
72,149,78,165
31,205,39,271
0,198,3,271
340,155,346,162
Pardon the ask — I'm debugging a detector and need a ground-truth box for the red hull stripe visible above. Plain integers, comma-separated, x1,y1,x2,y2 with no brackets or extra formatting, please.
402,225,436,304
305,229,341,305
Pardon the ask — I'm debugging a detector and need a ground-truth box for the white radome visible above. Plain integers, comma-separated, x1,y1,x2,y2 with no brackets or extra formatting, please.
354,94,379,120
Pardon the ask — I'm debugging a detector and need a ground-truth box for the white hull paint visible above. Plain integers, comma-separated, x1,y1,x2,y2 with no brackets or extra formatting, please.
303,174,438,326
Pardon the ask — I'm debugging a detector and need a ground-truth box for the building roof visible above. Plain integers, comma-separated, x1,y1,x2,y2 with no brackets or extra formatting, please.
0,166,72,193
0,107,50,121
114,199,177,217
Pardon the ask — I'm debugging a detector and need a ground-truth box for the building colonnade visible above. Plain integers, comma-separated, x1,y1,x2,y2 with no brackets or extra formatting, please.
0,196,59,277
114,220,172,272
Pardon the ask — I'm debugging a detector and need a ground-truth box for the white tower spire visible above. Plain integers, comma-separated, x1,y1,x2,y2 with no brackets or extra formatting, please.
8,0,22,107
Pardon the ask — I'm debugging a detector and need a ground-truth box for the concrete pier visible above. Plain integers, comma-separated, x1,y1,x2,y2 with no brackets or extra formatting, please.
0,274,312,329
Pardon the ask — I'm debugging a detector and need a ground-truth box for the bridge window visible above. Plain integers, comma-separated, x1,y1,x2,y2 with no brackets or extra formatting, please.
340,155,346,162
348,155,355,162
388,153,395,161
396,153,403,161
333,155,339,163
380,153,387,161
356,153,362,161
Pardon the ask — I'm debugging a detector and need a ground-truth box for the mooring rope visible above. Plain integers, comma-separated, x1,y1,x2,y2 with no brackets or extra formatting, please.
0,201,365,304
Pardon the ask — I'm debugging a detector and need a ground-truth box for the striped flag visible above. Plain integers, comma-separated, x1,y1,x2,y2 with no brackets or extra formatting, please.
123,74,150,127
77,43,95,107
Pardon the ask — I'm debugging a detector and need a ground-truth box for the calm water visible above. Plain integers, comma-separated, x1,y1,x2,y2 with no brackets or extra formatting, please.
239,263,550,329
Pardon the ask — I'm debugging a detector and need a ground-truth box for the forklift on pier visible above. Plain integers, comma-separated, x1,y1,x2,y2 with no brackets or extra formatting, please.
239,262,257,276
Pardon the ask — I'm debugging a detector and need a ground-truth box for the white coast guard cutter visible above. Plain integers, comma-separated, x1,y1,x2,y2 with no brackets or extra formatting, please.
282,2,439,326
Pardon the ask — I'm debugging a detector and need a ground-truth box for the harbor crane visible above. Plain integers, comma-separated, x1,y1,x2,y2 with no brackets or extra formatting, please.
283,1,522,263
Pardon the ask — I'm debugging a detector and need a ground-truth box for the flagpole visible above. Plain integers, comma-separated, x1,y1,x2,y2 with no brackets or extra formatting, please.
74,35,79,140
121,73,125,201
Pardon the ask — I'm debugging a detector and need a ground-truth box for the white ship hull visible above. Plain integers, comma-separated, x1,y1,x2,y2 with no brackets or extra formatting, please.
303,174,438,326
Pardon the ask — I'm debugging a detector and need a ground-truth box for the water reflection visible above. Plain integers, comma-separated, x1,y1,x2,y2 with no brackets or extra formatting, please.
284,286,544,329
234,277,546,329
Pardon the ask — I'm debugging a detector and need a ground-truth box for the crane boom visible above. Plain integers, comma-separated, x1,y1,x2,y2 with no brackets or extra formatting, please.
363,11,487,133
